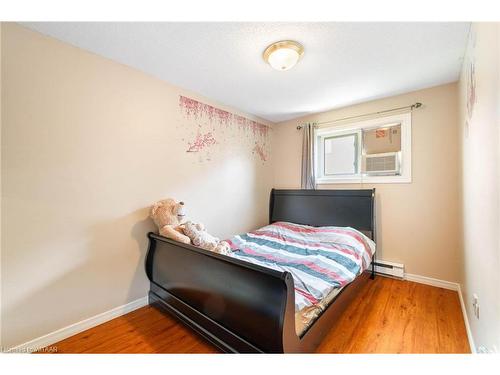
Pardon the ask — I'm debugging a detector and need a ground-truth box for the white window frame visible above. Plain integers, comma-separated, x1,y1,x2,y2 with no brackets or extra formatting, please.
315,112,412,184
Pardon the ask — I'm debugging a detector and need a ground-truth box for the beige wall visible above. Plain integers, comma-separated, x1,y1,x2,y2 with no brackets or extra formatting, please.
0,22,3,348
273,83,461,282
458,23,499,352
0,23,274,348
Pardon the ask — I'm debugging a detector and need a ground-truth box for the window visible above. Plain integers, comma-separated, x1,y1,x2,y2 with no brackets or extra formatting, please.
315,112,412,184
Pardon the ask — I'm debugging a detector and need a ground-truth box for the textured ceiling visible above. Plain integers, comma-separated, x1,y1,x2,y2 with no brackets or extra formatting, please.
21,22,470,122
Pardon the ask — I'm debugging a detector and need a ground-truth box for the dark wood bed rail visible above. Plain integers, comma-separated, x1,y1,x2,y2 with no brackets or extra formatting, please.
145,232,296,353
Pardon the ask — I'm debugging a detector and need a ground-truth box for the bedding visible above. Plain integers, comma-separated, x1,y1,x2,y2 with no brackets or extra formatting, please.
295,286,342,336
226,221,376,335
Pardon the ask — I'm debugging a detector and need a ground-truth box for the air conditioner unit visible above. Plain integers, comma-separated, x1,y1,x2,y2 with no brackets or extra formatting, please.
363,152,400,175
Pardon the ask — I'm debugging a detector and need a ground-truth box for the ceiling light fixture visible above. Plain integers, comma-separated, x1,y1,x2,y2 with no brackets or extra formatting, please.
263,40,304,71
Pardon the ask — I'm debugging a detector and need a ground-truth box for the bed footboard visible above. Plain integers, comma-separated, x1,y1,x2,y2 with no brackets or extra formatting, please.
145,232,296,353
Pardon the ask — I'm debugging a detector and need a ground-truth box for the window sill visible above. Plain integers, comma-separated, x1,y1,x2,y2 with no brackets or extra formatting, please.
316,175,412,184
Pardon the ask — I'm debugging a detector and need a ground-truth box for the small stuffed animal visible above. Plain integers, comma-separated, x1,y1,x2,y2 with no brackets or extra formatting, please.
183,221,232,256
149,198,191,244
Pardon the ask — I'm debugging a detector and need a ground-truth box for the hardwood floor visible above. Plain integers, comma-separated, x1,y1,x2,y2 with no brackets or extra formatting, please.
315,276,470,353
41,276,470,354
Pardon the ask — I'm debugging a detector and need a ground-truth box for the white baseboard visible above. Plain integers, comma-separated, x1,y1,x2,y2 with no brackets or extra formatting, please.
7,296,148,353
457,284,476,353
404,273,475,353
404,273,459,291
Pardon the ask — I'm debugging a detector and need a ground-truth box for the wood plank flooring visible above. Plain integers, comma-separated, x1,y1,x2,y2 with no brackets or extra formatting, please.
40,276,470,353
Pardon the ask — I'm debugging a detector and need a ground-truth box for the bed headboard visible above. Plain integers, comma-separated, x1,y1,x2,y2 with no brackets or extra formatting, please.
269,189,376,240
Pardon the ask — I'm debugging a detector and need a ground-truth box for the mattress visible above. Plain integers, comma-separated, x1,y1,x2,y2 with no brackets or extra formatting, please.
226,221,376,336
295,285,343,336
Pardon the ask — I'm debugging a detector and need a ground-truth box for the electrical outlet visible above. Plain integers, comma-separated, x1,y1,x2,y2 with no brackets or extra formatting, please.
472,294,480,319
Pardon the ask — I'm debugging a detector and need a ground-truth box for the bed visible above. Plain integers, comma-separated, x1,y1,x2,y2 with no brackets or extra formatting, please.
145,188,376,353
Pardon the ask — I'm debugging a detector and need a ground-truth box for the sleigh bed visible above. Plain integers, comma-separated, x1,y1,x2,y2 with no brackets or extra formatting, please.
145,189,376,353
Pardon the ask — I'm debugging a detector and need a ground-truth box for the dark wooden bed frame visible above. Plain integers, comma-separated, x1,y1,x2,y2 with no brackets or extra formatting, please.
145,188,376,353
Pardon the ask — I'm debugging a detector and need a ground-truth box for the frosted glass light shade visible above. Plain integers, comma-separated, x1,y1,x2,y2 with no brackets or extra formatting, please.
263,40,304,71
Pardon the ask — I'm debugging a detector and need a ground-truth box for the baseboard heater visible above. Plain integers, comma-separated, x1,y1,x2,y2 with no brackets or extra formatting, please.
373,260,405,278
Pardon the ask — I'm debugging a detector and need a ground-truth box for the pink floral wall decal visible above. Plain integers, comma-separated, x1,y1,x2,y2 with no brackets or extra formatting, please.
466,60,476,120
465,29,477,123
252,143,267,162
178,95,270,164
186,131,217,152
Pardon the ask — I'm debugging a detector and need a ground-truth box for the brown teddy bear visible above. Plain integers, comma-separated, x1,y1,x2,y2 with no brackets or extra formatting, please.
149,198,191,244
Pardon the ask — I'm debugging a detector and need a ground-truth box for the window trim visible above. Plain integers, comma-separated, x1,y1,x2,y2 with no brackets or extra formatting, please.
315,112,412,184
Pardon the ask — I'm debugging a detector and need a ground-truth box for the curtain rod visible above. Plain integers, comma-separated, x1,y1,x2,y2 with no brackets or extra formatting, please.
296,102,422,130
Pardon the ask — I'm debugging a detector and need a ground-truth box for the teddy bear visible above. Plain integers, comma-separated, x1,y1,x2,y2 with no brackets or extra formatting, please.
149,198,191,244
183,221,232,256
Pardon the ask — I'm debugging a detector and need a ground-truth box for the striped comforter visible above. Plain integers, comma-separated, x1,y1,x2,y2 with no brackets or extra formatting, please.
226,221,375,311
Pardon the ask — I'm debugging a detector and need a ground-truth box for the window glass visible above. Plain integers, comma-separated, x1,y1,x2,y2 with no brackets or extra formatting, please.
324,133,358,175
